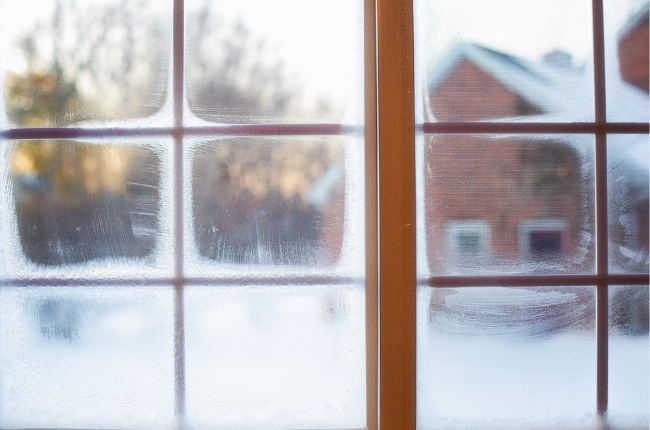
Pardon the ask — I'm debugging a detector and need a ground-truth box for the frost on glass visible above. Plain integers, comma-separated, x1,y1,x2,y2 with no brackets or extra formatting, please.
0,0,172,127
184,284,366,429
604,0,649,122
0,286,175,428
190,137,346,268
2,139,173,278
417,286,597,429
414,0,594,123
184,0,364,125
608,135,649,273
608,285,649,429
419,134,595,275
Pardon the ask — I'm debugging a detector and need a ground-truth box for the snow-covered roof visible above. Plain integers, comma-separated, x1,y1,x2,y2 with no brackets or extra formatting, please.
618,1,649,40
427,42,585,115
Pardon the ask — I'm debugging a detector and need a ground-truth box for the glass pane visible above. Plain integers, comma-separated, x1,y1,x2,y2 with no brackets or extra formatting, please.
0,0,172,128
1,139,173,278
184,284,366,429
609,285,649,429
414,0,594,123
0,286,175,428
608,135,649,273
418,134,595,276
184,0,364,125
604,0,649,122
186,136,365,277
417,286,597,429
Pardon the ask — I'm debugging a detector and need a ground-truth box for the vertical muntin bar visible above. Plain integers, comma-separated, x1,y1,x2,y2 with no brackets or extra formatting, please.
591,0,609,419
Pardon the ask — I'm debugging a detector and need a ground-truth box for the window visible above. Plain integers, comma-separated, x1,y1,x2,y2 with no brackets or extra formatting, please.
0,0,648,429
445,220,490,258
519,219,567,257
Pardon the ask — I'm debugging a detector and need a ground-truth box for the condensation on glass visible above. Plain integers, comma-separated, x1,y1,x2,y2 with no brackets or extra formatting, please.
608,285,649,429
413,0,595,123
417,286,597,429
0,139,173,279
189,137,345,267
185,135,365,278
183,0,364,125
418,134,595,276
0,286,175,428
607,135,649,273
0,0,367,426
603,0,649,122
0,0,173,128
184,284,366,429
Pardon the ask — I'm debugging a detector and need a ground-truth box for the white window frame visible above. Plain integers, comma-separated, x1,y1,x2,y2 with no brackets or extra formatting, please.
445,220,491,259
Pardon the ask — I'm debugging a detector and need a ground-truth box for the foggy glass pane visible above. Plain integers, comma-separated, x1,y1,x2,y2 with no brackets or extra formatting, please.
184,285,366,429
418,134,595,275
604,0,649,122
414,0,594,123
2,139,172,278
189,137,348,269
0,0,172,128
0,286,175,428
608,135,649,273
608,285,649,429
417,286,597,429
184,0,364,125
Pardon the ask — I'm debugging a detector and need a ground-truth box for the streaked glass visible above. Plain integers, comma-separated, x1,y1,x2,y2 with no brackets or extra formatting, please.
604,0,649,122
184,284,366,429
0,286,175,428
414,0,594,123
186,136,365,277
608,135,649,273
417,286,597,429
184,0,364,125
0,0,172,128
418,134,595,276
609,285,649,429
1,139,173,279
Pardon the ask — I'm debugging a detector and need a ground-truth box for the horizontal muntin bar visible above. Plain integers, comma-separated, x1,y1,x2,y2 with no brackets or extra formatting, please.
420,274,649,287
420,122,649,134
0,124,363,141
0,275,362,287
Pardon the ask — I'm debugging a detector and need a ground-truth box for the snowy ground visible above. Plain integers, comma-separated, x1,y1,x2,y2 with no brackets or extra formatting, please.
0,285,366,429
0,285,647,429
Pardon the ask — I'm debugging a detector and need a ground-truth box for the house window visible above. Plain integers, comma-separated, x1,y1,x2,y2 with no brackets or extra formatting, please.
519,220,567,258
445,221,490,258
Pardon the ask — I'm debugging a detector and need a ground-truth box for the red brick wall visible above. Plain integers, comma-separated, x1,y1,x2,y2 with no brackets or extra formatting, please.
618,15,649,93
424,135,590,273
429,59,541,121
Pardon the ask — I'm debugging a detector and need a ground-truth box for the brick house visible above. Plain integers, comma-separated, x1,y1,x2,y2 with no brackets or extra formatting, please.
420,32,649,274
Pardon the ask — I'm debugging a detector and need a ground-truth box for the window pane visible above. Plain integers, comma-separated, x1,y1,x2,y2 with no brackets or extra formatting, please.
604,0,649,122
414,0,594,123
0,0,172,128
417,134,595,275
608,135,649,273
417,286,597,429
184,0,364,125
184,284,366,429
1,139,173,279
186,136,364,277
609,285,649,429
0,286,175,428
